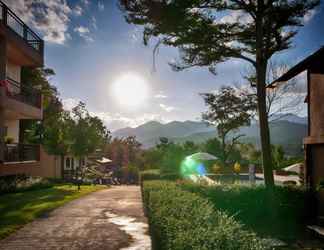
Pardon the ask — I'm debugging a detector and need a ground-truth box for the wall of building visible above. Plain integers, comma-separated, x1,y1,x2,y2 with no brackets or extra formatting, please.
0,146,62,178
309,74,324,137
6,60,21,82
63,155,87,171
4,119,19,142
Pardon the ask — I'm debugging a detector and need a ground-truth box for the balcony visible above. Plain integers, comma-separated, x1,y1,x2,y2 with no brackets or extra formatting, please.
6,78,42,109
4,143,40,163
0,1,44,66
0,78,42,120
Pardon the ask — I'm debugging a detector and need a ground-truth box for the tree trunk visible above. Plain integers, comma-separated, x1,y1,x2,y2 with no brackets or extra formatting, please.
255,0,274,188
221,133,226,166
256,62,275,187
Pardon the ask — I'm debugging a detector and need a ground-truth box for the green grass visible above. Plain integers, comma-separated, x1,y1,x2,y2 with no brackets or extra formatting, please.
0,184,106,239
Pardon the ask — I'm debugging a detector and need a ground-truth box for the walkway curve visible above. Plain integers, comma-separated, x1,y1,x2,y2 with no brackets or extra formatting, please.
0,186,151,250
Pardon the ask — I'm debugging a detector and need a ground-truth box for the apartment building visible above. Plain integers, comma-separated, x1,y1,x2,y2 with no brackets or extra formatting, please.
0,1,58,177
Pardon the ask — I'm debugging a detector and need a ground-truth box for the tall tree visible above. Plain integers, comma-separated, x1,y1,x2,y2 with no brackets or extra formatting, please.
243,62,305,121
119,0,319,187
201,86,256,165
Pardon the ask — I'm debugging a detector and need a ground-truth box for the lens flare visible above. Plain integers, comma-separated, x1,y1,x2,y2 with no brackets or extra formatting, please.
180,156,207,178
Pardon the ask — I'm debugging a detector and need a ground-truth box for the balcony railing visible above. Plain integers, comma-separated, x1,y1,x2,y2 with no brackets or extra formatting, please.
6,77,42,109
4,143,40,163
0,1,44,56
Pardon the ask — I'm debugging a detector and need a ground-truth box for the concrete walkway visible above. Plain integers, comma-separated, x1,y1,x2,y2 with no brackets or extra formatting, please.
0,186,151,250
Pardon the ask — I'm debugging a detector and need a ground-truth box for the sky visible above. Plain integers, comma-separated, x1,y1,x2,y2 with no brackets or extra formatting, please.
4,0,324,131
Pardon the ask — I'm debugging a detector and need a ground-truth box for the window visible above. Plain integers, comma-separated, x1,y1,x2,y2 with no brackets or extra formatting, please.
71,158,74,169
81,158,85,166
65,157,70,169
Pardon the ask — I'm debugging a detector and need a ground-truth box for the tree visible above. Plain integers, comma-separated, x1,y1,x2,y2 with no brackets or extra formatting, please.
119,0,319,187
271,144,285,170
243,62,305,121
201,86,256,165
58,102,109,188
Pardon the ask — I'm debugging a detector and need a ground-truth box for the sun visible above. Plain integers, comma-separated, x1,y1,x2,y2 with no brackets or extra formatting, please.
111,73,149,108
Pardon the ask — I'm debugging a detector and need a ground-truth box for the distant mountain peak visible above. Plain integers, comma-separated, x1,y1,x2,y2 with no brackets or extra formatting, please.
112,118,307,156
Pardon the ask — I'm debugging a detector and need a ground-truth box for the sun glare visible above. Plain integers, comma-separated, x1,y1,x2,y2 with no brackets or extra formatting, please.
111,73,149,108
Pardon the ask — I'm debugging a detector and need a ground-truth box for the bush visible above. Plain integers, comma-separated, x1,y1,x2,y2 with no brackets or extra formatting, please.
140,169,161,183
143,181,266,250
140,170,181,186
0,175,54,194
180,182,308,241
160,172,180,181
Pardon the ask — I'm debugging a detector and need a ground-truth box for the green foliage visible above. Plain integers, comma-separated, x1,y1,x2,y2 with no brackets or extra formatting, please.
157,138,201,173
69,102,110,158
181,183,307,241
120,0,319,187
271,144,286,170
0,175,53,194
120,0,319,70
140,169,161,183
104,136,142,167
142,181,266,250
201,87,256,165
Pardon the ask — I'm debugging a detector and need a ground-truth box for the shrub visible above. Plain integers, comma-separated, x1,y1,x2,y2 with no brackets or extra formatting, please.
160,172,180,181
0,175,54,194
140,169,181,184
180,182,307,241
140,169,161,183
143,181,266,250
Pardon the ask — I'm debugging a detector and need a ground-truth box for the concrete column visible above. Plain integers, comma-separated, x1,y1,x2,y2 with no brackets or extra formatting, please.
309,74,324,137
0,38,7,163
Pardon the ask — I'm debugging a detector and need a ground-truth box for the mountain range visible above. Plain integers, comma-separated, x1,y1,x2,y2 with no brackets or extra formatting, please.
112,114,307,156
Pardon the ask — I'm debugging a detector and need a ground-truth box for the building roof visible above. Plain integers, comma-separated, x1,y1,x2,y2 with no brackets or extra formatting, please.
269,46,324,88
96,157,112,164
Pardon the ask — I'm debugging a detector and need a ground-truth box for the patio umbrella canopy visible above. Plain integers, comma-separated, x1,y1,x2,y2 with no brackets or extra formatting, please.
187,152,218,161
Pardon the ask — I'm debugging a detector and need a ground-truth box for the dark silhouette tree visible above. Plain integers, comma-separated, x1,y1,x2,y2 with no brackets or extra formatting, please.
201,86,256,165
119,0,319,187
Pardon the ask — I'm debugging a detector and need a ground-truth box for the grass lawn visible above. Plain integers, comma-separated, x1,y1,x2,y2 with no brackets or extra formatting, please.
0,184,106,239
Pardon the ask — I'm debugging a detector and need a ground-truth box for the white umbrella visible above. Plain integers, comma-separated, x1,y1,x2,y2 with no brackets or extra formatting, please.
284,163,303,174
187,152,218,161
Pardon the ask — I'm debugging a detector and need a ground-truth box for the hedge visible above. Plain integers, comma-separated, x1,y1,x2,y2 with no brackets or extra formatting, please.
140,170,180,186
143,181,266,250
180,182,310,241
0,175,54,194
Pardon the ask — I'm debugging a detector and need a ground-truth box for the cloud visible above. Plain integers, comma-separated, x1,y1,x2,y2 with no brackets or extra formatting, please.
91,16,98,30
62,98,81,111
4,0,72,45
98,2,105,11
62,98,170,131
73,5,83,16
81,0,90,6
128,26,143,44
91,112,169,131
154,93,168,99
304,9,318,23
159,104,177,112
74,26,94,42
219,10,252,25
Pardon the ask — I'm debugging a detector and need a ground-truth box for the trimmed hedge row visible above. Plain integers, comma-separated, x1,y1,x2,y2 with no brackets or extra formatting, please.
140,170,180,185
0,175,54,194
143,181,267,250
180,182,309,241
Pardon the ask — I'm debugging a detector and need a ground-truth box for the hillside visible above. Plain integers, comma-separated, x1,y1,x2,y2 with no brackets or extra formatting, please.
113,119,307,155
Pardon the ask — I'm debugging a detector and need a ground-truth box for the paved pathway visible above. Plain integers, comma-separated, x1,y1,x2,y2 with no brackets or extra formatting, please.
256,173,300,185
0,186,151,250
